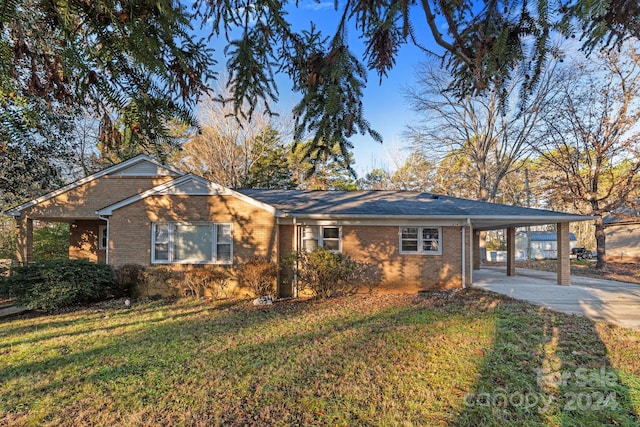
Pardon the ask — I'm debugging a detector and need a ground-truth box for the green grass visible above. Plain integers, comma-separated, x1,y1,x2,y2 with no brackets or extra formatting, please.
0,290,638,426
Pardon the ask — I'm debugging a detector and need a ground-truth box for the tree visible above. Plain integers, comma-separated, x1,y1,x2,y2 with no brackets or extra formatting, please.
242,131,297,189
194,0,640,163
358,168,393,190
533,46,640,268
175,89,291,188
406,63,555,202
4,0,639,170
290,139,358,190
1,0,214,158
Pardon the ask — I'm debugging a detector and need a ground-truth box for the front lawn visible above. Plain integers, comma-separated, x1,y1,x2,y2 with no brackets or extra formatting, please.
1,290,638,426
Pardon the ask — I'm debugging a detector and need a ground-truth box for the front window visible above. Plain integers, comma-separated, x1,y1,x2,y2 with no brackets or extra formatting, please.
152,222,233,264
302,226,342,252
400,227,442,255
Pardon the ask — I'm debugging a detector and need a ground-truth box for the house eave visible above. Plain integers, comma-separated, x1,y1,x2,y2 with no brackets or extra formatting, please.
4,155,183,216
275,213,596,229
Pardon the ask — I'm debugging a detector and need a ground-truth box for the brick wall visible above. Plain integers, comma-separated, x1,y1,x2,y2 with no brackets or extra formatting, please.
21,176,174,220
69,220,106,263
108,194,279,296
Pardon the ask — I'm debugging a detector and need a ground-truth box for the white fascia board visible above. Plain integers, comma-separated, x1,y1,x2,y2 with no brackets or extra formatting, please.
276,213,596,227
96,174,279,216
5,154,184,216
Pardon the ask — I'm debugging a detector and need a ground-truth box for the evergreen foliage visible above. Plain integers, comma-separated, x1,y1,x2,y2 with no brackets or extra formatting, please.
0,259,118,310
2,0,639,175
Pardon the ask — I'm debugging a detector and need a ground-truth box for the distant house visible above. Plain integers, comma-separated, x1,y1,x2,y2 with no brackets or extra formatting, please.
603,206,640,263
6,155,593,294
515,231,578,260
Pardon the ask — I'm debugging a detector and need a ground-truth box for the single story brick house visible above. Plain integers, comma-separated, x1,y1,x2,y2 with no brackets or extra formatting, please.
7,155,592,296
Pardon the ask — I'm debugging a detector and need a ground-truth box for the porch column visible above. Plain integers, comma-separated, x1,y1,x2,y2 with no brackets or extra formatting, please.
473,231,481,270
15,216,33,265
557,222,571,285
506,227,516,276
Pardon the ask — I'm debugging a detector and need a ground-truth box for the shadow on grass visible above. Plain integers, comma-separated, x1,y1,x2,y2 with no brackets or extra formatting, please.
1,291,638,426
455,290,638,426
0,295,486,425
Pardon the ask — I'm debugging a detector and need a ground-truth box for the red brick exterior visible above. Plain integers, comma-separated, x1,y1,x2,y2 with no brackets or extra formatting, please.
69,220,106,263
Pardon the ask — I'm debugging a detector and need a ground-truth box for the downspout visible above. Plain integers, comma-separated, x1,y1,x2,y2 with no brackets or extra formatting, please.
98,215,110,265
293,217,298,298
468,218,473,286
461,223,466,289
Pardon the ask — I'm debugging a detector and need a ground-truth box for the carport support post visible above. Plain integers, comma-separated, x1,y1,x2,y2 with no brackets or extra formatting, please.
557,222,571,285
506,227,516,276
15,216,33,265
473,231,481,270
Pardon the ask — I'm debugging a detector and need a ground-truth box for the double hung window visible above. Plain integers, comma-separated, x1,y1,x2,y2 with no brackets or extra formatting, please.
152,222,233,264
400,227,441,255
302,226,342,253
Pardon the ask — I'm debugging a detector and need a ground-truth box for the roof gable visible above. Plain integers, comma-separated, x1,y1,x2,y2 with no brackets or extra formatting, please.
97,175,278,216
6,155,183,216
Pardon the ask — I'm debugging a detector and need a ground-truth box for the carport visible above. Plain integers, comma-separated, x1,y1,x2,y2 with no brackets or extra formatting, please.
469,214,596,286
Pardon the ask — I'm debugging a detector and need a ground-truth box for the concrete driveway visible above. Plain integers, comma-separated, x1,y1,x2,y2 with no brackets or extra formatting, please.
473,268,640,329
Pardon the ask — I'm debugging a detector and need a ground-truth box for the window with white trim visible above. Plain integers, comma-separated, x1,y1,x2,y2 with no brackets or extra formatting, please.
151,222,233,264
302,226,342,253
98,225,107,250
400,227,442,255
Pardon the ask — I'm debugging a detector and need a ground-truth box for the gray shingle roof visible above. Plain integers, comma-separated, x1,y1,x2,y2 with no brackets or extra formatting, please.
236,189,592,230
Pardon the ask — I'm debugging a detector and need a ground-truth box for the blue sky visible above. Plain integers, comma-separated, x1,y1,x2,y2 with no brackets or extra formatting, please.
282,2,438,175
199,1,443,176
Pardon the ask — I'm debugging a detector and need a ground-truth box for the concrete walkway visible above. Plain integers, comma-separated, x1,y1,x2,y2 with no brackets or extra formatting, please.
0,305,28,318
473,268,640,329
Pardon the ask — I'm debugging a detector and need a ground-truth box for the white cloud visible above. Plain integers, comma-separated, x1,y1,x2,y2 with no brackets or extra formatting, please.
303,1,335,11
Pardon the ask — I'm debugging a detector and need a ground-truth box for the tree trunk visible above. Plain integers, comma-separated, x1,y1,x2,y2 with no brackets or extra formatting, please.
594,216,606,269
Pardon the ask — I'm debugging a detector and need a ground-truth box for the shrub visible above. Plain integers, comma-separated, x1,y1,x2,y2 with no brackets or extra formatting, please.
183,267,232,298
0,259,117,310
143,266,179,297
115,264,146,297
237,257,279,297
291,247,379,298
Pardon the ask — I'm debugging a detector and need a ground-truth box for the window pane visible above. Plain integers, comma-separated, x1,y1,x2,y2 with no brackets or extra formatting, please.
402,227,418,239
155,224,170,243
155,243,169,261
423,228,438,240
216,224,232,262
217,244,232,262
323,227,339,239
402,240,418,252
323,239,340,251
217,224,232,243
154,224,170,261
175,224,212,262
422,228,440,252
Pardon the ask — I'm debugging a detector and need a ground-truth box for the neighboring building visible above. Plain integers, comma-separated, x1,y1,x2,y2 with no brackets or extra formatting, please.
6,155,593,295
603,206,640,263
515,231,578,260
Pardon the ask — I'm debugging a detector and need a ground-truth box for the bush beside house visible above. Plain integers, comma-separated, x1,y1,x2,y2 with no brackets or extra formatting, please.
0,259,118,310
293,247,381,298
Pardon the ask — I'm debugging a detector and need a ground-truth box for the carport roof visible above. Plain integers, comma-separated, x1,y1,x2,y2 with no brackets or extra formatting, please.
237,189,595,230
